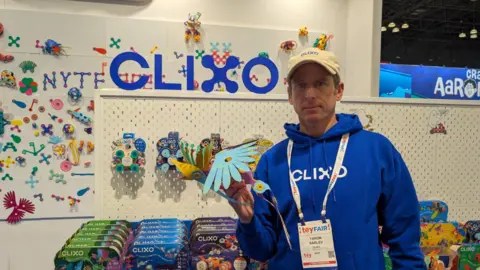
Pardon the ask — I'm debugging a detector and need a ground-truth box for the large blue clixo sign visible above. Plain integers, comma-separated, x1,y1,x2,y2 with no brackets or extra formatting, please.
110,52,280,94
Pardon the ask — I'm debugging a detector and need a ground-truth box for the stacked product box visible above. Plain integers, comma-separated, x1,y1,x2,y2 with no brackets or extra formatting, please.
189,217,249,270
125,218,189,270
54,220,134,270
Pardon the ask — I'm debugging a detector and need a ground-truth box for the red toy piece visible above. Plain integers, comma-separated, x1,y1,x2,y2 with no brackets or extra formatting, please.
430,123,447,134
3,191,35,224
0,54,14,63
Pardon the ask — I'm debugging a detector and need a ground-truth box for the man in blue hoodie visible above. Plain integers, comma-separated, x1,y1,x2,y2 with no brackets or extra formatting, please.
225,48,426,269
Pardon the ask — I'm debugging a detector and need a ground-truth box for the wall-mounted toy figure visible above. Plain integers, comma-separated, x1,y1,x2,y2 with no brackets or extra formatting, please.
111,133,146,173
184,12,202,42
1,70,16,88
156,131,183,173
67,109,92,126
42,39,67,56
18,77,38,96
3,191,36,224
313,34,334,51
19,61,37,73
0,22,3,36
68,87,82,103
258,51,269,59
428,109,448,135
298,26,308,37
280,40,297,52
0,53,14,63
0,105,22,136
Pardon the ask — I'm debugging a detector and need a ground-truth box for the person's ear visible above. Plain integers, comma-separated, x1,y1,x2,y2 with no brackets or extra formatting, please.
335,82,344,101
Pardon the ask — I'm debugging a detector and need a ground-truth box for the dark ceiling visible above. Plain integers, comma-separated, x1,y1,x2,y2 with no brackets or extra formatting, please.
381,0,480,68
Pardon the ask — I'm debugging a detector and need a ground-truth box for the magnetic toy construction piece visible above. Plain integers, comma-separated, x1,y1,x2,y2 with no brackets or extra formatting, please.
156,131,183,173
3,191,35,224
313,34,334,51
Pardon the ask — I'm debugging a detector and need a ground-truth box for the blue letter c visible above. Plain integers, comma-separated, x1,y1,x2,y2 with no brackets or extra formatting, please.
110,52,149,90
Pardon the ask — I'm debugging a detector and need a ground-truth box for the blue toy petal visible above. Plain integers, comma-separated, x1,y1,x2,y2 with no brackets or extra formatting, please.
233,161,250,172
203,168,216,193
228,163,242,182
214,167,223,191
235,156,256,163
222,166,231,189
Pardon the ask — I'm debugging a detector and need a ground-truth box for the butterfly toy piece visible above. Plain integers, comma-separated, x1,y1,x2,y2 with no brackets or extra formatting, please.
3,191,36,224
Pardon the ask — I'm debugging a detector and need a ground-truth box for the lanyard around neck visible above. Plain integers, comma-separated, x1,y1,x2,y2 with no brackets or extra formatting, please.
287,133,350,223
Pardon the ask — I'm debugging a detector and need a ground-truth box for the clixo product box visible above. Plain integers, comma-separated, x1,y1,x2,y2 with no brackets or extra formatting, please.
190,217,250,270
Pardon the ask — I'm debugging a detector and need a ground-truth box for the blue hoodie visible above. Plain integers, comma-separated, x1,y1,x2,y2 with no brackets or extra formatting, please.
237,114,426,270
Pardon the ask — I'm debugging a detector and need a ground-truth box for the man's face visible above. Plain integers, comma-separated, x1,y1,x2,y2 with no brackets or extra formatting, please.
288,63,344,125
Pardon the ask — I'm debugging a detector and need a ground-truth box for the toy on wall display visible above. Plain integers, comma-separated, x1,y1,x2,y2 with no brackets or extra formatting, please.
428,109,448,135
1,156,15,168
0,22,3,35
67,109,92,126
93,47,107,55
12,99,26,109
298,26,308,37
0,53,14,63
68,87,82,103
111,133,146,173
420,200,448,223
3,191,35,224
313,34,334,51
62,124,75,137
41,124,53,136
67,139,81,166
422,247,457,270
156,131,183,173
42,39,67,56
18,77,38,96
8,36,20,48
420,222,466,247
50,99,64,110
464,220,480,243
258,51,269,59
22,142,45,156
15,156,26,166
1,70,16,88
280,40,297,52
19,61,37,73
184,12,202,42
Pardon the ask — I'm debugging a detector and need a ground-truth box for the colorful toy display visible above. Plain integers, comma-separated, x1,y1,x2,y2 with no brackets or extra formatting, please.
420,200,449,223
111,133,146,173
298,26,308,36
54,220,134,270
280,40,297,52
156,131,183,173
420,222,466,247
458,244,480,269
464,220,480,243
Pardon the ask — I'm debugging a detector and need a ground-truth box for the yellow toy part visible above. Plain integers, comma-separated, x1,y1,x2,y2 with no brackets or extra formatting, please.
10,119,23,126
169,158,201,179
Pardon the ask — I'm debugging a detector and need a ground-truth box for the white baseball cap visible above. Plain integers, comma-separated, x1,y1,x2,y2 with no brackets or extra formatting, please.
287,47,340,82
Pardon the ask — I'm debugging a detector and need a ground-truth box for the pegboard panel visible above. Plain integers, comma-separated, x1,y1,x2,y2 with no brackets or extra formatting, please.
96,91,480,222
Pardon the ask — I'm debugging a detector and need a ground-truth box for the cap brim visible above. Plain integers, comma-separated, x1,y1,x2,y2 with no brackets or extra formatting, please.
287,59,337,82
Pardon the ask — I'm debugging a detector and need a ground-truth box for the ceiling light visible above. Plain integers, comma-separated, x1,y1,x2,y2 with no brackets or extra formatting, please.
402,23,409,29
381,26,387,32
388,22,396,28
471,34,478,39
392,27,400,33
470,28,477,34
459,32,467,38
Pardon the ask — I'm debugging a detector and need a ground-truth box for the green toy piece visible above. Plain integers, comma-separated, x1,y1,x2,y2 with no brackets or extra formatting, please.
1,174,13,181
258,51,269,58
3,142,17,152
11,134,21,144
0,111,7,136
22,142,45,156
31,166,38,176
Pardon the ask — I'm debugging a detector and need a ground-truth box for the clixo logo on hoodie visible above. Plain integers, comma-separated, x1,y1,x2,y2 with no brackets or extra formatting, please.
291,166,348,182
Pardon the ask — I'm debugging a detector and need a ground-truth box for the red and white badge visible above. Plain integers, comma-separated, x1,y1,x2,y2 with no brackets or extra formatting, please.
298,220,338,269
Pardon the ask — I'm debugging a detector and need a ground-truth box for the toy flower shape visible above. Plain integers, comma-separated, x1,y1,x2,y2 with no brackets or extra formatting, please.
253,180,271,194
18,77,38,96
203,141,258,194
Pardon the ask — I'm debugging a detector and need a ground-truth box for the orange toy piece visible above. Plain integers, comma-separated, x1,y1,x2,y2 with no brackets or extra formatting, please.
280,40,297,52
